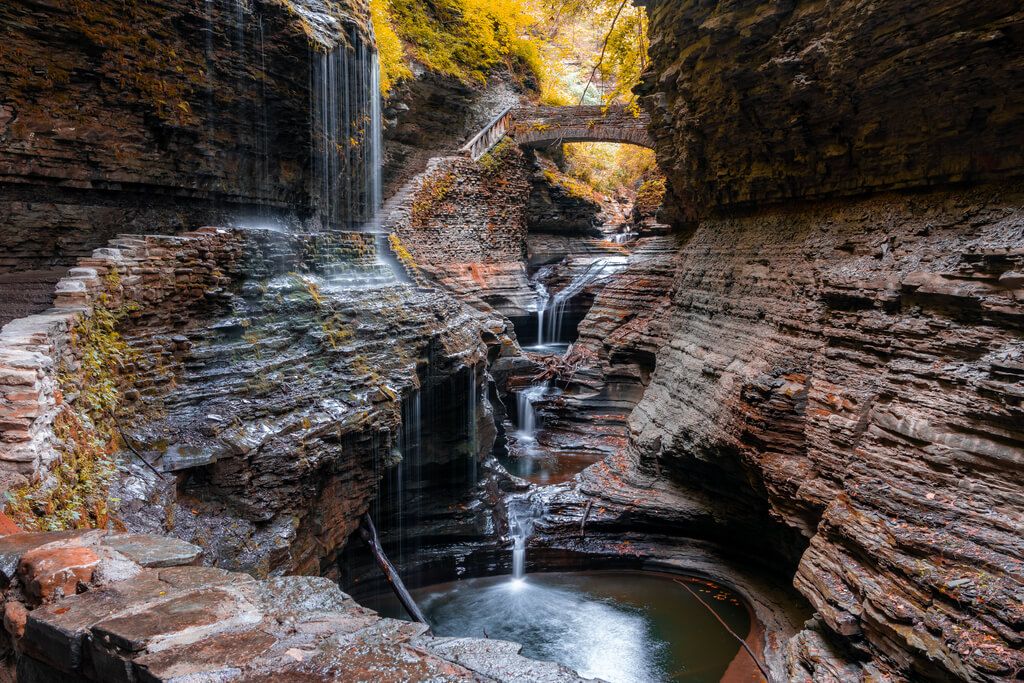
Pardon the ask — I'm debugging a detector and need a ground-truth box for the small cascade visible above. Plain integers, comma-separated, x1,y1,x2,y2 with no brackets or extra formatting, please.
608,230,638,244
507,494,542,581
318,234,409,290
541,257,628,345
515,384,547,443
374,233,413,284
466,365,478,485
534,280,549,347
393,390,422,567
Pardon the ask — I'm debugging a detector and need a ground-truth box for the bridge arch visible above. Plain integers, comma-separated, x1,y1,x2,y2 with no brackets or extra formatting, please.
510,105,654,149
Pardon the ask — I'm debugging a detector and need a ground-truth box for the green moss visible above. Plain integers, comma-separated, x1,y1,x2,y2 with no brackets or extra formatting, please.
478,137,516,176
411,169,457,225
6,295,138,531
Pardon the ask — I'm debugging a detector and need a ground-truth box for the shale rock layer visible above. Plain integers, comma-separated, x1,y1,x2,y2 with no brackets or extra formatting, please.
641,0,1024,222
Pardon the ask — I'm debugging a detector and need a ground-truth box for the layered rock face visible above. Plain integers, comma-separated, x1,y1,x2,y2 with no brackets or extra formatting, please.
0,226,500,580
0,0,375,272
642,0,1024,224
388,143,538,326
634,1,1024,680
108,232,495,578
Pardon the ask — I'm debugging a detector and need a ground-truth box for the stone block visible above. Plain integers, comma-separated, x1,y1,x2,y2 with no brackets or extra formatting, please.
21,566,248,673
90,587,258,654
19,545,100,604
100,535,202,569
131,628,276,683
0,530,97,587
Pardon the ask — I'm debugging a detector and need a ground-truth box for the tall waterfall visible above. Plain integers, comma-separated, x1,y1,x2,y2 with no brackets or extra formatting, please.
311,32,384,230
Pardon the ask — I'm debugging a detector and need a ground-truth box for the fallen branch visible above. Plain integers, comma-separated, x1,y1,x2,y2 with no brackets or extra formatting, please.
580,499,594,537
673,578,770,682
359,513,429,626
117,427,167,481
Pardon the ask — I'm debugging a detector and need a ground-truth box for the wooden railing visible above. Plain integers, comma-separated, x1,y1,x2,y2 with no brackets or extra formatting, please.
459,105,514,161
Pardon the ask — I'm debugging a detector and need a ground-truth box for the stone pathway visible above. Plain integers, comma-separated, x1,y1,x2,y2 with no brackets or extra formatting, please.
0,527,591,682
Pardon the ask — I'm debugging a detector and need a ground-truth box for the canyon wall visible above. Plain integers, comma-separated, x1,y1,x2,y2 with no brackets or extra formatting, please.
641,0,1024,224
0,0,375,272
637,1,1024,680
0,226,498,579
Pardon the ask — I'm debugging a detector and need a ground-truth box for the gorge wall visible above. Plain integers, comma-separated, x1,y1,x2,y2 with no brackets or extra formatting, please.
633,1,1024,680
0,0,377,273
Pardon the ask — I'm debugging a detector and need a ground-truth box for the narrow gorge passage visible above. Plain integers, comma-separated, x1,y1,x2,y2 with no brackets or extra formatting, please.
0,1,1022,682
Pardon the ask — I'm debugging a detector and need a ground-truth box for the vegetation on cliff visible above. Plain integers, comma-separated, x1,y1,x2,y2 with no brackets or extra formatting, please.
370,0,648,105
6,292,137,531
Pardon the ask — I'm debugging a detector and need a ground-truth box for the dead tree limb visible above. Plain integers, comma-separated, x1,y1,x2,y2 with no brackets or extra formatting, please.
117,427,167,481
673,578,770,681
578,0,631,106
580,499,594,537
358,513,429,626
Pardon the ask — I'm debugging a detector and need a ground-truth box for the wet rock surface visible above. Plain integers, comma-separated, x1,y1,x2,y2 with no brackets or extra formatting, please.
0,0,375,271
0,529,588,682
106,230,499,578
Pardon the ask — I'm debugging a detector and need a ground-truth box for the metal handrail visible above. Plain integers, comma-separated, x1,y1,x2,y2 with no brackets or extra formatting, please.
460,105,515,161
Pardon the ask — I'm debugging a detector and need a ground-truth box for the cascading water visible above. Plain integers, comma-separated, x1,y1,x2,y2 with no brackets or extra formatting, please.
310,33,383,231
515,383,547,443
393,390,422,567
467,365,478,485
536,257,628,346
534,280,549,348
507,494,542,581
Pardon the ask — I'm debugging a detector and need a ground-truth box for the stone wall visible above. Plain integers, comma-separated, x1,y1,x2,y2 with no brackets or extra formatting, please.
0,0,373,272
388,142,538,321
638,1,1024,680
0,228,249,491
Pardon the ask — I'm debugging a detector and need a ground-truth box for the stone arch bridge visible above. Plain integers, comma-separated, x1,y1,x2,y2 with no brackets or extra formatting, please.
461,104,653,160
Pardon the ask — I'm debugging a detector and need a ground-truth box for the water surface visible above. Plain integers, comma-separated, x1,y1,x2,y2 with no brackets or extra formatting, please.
379,570,750,683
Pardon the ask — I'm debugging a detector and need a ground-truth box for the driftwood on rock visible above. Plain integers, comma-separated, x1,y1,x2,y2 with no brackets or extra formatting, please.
358,513,429,625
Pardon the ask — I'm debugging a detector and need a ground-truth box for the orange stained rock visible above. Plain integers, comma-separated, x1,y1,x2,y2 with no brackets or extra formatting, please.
0,512,22,536
18,544,99,603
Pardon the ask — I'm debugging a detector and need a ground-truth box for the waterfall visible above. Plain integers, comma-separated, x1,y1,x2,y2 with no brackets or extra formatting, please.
534,280,549,347
542,257,628,345
394,390,422,567
467,365,478,484
508,494,542,581
311,33,383,231
366,51,383,231
515,384,547,442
